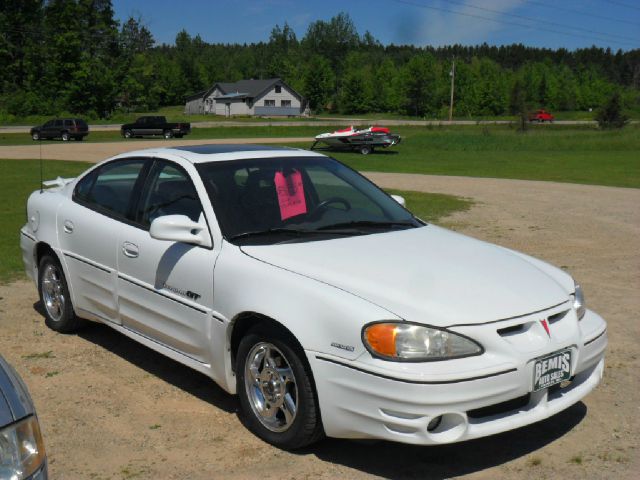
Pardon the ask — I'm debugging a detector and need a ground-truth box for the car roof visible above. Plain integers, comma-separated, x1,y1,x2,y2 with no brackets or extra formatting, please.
111,144,327,164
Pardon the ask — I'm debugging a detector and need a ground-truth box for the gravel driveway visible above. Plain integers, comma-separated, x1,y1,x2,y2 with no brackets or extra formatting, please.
0,171,638,479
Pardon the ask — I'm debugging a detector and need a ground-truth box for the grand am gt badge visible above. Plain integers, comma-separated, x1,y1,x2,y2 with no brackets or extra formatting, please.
161,282,201,301
331,342,355,352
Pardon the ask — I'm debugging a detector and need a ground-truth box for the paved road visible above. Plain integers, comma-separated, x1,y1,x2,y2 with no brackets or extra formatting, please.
0,137,314,161
0,119,599,134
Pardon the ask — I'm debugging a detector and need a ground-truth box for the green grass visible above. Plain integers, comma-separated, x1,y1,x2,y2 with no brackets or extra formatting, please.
22,350,55,359
0,159,90,283
385,189,473,222
0,159,470,283
316,124,640,188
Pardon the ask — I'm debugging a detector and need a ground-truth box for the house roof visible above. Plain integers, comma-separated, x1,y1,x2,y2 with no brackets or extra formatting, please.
184,89,207,101
217,78,280,97
203,78,303,102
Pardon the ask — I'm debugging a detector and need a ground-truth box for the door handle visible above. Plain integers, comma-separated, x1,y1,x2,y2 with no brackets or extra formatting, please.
63,220,74,233
122,242,139,258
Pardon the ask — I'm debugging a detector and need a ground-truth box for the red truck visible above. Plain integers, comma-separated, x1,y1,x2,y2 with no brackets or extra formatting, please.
529,109,555,122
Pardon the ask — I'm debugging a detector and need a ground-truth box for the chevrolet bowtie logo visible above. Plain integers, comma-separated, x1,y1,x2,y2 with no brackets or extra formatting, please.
540,319,551,337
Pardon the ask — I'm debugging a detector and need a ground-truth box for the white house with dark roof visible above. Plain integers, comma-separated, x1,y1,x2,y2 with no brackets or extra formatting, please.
184,78,307,117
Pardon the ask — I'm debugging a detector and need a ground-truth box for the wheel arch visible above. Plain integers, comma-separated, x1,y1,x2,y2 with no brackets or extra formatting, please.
34,241,78,313
229,311,305,374
35,242,57,268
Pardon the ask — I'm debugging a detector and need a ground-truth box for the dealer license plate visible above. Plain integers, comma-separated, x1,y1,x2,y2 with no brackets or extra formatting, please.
532,349,572,392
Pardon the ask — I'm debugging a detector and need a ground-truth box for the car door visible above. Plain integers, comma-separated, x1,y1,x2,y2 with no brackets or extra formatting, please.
130,117,143,136
41,120,55,138
58,158,148,324
116,159,217,363
53,119,63,138
150,117,163,135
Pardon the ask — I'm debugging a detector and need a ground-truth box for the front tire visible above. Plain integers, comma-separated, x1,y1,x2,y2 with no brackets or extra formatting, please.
359,145,372,155
61,132,70,141
123,129,133,139
38,255,82,333
32,132,40,141
236,327,323,449
163,130,173,139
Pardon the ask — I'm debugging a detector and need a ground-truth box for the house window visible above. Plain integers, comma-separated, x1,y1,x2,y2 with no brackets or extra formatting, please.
281,100,291,108
275,85,282,93
264,100,276,107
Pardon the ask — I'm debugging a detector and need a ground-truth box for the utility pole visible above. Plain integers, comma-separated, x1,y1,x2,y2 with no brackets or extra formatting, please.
449,58,455,122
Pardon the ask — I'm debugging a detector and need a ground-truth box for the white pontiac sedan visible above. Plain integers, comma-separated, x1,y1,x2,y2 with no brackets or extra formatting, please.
20,145,607,449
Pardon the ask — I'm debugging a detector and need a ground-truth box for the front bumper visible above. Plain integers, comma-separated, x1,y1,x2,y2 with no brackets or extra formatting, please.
309,308,606,445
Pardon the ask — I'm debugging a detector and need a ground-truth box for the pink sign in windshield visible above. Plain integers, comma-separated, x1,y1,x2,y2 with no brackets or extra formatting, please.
274,170,307,220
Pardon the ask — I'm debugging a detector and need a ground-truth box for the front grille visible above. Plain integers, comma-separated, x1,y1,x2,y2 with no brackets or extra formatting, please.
467,394,531,419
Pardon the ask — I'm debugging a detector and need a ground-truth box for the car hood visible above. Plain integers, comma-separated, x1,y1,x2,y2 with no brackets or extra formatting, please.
0,354,34,425
241,225,573,326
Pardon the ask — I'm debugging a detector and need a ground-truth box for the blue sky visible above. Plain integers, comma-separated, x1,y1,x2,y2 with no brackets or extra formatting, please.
112,0,640,50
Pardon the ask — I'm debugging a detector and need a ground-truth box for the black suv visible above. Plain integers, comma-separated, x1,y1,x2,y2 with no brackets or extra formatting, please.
30,118,89,141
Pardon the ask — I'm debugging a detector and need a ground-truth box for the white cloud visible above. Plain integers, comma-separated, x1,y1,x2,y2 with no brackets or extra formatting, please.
411,0,528,46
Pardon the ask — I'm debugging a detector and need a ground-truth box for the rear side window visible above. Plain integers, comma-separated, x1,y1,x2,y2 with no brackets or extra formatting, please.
137,161,202,227
73,159,146,220
54,120,63,127
64,120,73,127
74,170,98,202
76,119,88,128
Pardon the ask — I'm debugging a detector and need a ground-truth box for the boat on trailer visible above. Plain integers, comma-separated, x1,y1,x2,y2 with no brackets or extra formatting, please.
311,126,401,155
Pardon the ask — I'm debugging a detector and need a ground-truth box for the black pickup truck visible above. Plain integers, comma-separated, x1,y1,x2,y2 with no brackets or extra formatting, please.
121,116,191,139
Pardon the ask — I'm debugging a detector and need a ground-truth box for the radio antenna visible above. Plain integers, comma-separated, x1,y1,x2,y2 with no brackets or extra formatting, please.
39,135,43,193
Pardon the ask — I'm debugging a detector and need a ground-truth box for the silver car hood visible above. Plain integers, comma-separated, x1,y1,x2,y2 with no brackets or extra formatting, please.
0,354,35,425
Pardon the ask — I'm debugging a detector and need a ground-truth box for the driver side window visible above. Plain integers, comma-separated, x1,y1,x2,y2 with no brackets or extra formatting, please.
305,165,385,217
137,161,203,227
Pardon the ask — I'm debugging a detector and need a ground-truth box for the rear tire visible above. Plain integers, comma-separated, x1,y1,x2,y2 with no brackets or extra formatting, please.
236,326,323,450
38,255,82,333
360,145,372,155
75,136,84,141
163,130,173,139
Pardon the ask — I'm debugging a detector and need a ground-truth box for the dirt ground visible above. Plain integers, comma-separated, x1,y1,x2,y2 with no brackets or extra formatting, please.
1,168,638,479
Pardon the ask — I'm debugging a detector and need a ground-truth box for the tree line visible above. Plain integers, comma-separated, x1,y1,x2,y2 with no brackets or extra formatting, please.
1,1,638,119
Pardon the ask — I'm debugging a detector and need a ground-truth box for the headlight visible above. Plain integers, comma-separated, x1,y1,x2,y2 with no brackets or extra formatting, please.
362,321,483,361
0,416,46,480
573,282,586,320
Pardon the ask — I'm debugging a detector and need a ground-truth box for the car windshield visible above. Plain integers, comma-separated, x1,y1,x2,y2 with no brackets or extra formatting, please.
196,156,422,244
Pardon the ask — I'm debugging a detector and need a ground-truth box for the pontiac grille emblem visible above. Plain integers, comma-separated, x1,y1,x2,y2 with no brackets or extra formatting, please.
540,319,551,337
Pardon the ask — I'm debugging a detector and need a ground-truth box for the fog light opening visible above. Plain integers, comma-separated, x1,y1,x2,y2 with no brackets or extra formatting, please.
427,415,442,432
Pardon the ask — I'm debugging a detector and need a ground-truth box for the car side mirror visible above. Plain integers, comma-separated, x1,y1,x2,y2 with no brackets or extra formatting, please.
149,215,211,247
390,194,406,207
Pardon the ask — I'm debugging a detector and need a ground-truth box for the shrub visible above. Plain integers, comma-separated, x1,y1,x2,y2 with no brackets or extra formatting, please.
596,92,629,129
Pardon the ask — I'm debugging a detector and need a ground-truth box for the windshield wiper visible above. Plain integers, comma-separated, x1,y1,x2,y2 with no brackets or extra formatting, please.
315,220,417,231
229,227,357,241
229,228,315,241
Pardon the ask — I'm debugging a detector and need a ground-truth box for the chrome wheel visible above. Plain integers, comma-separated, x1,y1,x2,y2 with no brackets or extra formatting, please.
41,264,65,322
244,342,298,432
